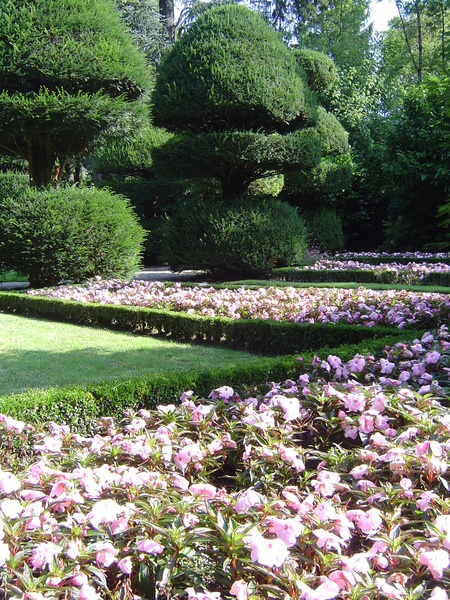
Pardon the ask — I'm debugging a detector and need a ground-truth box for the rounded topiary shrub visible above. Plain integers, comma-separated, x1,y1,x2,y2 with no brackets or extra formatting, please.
306,207,344,253
161,196,308,278
0,185,146,287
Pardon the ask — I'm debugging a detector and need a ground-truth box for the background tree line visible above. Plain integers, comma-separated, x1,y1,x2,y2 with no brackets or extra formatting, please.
0,0,448,286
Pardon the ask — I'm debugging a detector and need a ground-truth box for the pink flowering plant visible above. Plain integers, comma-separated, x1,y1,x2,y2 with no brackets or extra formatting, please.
30,279,449,329
1,327,450,598
301,259,450,285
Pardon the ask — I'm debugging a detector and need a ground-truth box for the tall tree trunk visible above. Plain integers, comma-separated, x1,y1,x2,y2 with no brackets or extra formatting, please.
159,0,174,39
27,134,56,187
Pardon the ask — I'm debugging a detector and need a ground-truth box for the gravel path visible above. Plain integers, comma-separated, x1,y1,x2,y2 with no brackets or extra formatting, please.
0,268,207,291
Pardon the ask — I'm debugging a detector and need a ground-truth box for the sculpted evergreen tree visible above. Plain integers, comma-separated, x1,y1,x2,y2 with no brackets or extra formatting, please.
152,4,349,199
0,0,151,186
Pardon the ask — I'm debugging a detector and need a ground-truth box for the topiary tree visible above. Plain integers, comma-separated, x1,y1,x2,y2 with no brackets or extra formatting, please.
281,51,352,215
0,0,151,187
151,4,340,198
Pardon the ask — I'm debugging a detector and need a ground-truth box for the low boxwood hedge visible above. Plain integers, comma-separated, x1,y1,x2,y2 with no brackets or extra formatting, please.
274,267,450,287
0,333,421,433
0,291,406,356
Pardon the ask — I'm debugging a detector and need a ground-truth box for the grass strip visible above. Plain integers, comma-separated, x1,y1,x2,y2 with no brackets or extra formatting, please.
216,280,450,294
0,312,264,396
0,331,422,433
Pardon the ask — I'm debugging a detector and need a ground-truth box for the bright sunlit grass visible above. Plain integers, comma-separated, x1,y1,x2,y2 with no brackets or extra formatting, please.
0,312,262,396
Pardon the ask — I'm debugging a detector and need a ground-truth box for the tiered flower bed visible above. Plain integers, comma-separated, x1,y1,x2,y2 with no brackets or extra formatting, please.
31,280,450,329
1,327,450,599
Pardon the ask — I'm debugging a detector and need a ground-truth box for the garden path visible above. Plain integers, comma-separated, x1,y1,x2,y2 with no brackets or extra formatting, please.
0,267,206,290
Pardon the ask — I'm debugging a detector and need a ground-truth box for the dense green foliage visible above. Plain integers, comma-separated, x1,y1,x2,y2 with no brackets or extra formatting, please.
0,0,150,186
305,207,344,253
153,5,315,132
161,196,309,277
383,76,450,250
0,184,146,287
152,4,349,198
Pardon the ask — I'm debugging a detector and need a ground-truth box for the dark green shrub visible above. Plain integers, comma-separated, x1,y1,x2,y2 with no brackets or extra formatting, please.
0,186,146,287
161,196,308,278
0,170,29,200
306,207,344,253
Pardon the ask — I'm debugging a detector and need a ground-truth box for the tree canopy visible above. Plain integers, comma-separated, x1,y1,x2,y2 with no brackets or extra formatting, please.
0,0,151,186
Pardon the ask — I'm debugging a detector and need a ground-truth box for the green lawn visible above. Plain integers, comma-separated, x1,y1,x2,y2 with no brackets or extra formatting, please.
222,280,450,294
0,313,262,396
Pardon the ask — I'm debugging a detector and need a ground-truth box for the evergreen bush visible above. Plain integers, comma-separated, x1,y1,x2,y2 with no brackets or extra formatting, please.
0,186,146,287
306,207,344,253
160,196,308,278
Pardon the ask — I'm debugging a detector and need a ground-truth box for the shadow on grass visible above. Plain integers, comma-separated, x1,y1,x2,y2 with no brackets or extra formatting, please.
0,344,257,397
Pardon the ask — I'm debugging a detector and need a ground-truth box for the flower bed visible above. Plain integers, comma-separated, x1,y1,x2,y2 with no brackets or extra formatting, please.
31,280,450,330
302,260,450,285
335,252,450,264
1,327,449,599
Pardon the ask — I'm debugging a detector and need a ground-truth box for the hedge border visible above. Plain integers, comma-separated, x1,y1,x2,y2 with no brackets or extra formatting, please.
0,291,408,357
274,267,450,287
0,332,423,433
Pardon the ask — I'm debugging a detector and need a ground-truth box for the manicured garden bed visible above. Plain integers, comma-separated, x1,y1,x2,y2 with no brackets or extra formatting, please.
0,327,449,599
29,279,450,329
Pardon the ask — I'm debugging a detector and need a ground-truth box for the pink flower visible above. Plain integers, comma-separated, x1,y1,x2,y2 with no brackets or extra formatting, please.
209,385,234,400
246,530,289,568
374,577,404,599
0,542,10,567
347,508,382,535
31,542,61,570
234,489,264,514
94,542,118,567
298,579,340,600
87,499,124,529
313,529,346,554
173,442,206,471
380,359,395,374
0,498,22,519
416,490,437,511
431,588,449,600
80,583,102,600
419,549,450,579
328,570,356,590
349,465,369,480
358,414,374,434
229,580,249,600
189,483,217,500
72,573,89,587
0,471,21,494
311,471,340,497
66,541,80,560
344,393,366,412
136,539,164,555
186,587,221,600
270,395,301,421
266,517,303,547
118,557,133,575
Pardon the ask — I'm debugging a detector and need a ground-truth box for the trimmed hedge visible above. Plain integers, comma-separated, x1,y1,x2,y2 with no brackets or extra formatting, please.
274,267,450,287
334,257,450,266
0,292,407,356
0,333,421,433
